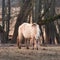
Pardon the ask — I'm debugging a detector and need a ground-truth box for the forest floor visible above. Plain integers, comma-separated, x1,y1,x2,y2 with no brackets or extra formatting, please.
0,44,60,60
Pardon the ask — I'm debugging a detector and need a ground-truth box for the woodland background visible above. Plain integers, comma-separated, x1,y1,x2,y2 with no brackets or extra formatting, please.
0,0,60,44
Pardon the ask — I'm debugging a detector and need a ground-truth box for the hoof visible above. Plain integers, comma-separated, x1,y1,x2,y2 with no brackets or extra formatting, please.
35,48,38,50
18,46,21,49
32,48,34,50
36,48,38,50
26,47,29,49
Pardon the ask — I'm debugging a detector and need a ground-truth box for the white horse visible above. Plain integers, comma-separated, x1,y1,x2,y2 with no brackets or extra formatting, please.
17,23,41,50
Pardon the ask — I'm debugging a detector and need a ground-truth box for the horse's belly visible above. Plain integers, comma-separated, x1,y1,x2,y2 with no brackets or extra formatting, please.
22,30,31,39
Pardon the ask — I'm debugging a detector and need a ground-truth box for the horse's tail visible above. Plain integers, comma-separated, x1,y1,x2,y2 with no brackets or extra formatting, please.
35,25,41,40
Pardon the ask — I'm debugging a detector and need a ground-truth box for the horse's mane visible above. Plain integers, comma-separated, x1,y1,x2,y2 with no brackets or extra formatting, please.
32,23,37,26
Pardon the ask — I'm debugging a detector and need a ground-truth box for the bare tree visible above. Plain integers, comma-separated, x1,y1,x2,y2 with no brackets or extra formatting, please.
11,0,60,44
11,0,32,43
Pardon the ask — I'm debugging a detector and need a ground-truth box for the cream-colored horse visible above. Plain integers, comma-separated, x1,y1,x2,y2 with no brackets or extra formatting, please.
17,23,41,50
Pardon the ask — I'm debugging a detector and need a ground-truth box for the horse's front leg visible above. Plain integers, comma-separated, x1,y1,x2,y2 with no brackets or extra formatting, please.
32,39,35,50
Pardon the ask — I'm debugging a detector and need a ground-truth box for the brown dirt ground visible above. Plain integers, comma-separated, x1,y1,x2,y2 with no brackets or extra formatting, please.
0,44,60,60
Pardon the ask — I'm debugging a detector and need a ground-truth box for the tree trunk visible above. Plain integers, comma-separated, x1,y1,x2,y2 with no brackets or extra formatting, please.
11,0,31,43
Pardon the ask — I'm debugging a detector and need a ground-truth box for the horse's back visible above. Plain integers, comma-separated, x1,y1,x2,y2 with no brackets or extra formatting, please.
18,23,40,39
18,23,31,38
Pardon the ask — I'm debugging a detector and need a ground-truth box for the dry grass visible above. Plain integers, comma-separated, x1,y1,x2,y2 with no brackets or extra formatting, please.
0,44,60,60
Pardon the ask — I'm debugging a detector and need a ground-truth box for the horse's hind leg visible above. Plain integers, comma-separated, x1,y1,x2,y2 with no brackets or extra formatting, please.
26,39,29,49
17,39,21,49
